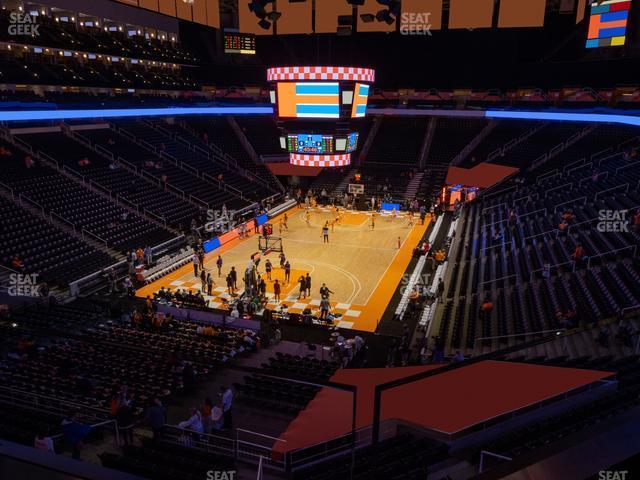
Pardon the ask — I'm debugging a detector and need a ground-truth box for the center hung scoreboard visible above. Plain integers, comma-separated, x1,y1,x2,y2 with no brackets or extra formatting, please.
267,66,375,167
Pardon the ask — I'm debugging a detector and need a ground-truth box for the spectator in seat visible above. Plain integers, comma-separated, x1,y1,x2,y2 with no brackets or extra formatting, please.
78,157,90,167
24,155,34,168
178,408,203,434
434,249,446,263
146,398,166,442
10,254,23,271
562,210,574,222
571,244,586,266
211,402,224,431
35,427,55,453
480,298,494,322
452,351,465,363
201,397,214,434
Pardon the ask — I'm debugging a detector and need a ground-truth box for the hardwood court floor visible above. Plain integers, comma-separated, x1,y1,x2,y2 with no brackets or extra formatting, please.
137,207,430,332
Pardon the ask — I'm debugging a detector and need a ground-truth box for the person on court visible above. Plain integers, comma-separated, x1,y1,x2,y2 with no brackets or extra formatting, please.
305,210,311,225
216,255,223,277
284,261,291,284
407,211,414,226
319,283,334,298
283,213,288,230
265,259,273,280
279,252,286,269
278,219,284,235
319,295,331,322
370,214,376,230
273,279,281,303
322,222,330,243
297,275,306,299
305,273,312,298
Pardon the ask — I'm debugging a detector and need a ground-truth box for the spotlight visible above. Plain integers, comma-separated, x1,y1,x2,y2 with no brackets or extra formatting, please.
258,19,272,30
360,13,375,23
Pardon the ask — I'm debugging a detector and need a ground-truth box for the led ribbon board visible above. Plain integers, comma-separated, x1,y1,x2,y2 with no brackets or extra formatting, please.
290,153,351,167
267,66,375,82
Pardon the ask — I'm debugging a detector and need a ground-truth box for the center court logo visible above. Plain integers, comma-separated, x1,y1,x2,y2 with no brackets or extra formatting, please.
400,12,432,36
597,209,629,232
8,12,40,36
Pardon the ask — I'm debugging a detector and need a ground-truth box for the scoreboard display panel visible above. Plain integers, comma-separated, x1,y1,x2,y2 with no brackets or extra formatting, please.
347,132,359,152
287,134,334,154
224,32,256,54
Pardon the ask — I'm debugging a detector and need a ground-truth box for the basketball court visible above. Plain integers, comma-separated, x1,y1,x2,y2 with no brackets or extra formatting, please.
137,207,430,332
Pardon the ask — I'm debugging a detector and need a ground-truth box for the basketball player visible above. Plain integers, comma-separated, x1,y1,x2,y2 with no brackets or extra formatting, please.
392,207,397,219
279,251,286,269
370,213,376,230
322,222,330,243
397,236,402,249
407,211,414,227
283,213,289,230
265,259,273,280
278,219,284,235
305,210,311,225
284,261,291,284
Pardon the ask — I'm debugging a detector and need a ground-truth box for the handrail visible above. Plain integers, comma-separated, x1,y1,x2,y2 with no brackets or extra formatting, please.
578,170,609,186
180,161,199,175
202,172,222,188
189,194,209,209
0,180,14,198
482,202,507,215
530,260,575,280
543,182,572,198
566,160,591,176
95,144,115,161
14,135,33,154
140,169,161,186
554,196,587,213
594,183,629,200
36,150,59,169
51,211,76,232
62,164,86,183
117,128,136,142
478,450,513,473
616,159,640,174
82,228,108,247
143,207,166,227
116,194,140,212
586,245,637,268
166,183,186,198
513,192,538,204
519,207,547,219
536,169,559,183
478,273,517,286
89,179,113,198
116,156,138,173
562,157,586,174
19,193,46,215
0,384,111,422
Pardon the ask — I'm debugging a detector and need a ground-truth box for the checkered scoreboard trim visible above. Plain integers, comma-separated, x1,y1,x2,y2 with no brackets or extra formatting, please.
267,66,375,83
290,153,351,167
